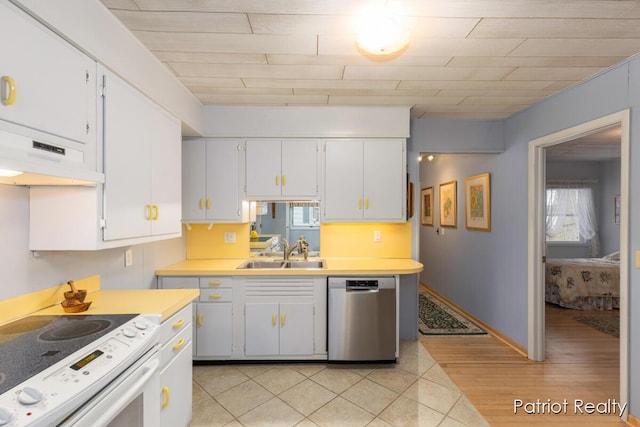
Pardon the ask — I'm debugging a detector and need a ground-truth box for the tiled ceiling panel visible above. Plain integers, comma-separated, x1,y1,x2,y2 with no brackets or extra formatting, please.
100,0,640,119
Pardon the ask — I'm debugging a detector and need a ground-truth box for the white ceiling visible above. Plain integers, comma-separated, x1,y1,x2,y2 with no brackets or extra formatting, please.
545,125,621,161
100,0,640,120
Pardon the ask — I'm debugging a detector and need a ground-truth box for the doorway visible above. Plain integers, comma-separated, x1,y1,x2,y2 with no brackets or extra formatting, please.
527,110,630,419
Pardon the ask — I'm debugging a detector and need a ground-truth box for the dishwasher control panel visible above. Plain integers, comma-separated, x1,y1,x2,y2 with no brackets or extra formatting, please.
346,280,378,290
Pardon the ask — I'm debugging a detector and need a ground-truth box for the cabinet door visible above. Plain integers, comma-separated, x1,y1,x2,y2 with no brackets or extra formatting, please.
182,139,207,221
323,139,363,220
279,303,314,356
207,139,243,221
160,341,193,427
196,303,232,357
150,103,181,236
245,139,281,197
102,69,152,241
281,140,318,197
0,2,95,145
245,303,279,356
363,139,405,220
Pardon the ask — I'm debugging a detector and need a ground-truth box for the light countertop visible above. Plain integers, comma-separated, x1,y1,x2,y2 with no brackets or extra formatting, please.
156,258,423,276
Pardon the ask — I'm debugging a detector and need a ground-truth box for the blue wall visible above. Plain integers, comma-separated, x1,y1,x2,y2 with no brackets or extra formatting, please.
412,59,639,415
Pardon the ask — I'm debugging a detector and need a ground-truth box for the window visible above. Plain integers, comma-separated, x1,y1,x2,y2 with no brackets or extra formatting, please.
545,184,597,246
289,203,320,227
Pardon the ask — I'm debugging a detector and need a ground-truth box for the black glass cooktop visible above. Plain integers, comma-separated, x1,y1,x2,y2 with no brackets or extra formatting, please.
0,314,136,395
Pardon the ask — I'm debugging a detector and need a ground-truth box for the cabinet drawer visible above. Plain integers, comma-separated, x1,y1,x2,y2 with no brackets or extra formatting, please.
160,322,192,367
161,304,192,345
161,277,199,289
199,277,232,288
200,288,233,303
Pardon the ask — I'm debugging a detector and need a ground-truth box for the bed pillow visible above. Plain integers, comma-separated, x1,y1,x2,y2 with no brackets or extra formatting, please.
603,251,620,261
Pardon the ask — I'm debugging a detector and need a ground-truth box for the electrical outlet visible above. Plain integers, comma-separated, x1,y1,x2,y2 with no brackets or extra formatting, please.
373,230,381,242
124,249,133,267
441,227,445,235
224,232,236,243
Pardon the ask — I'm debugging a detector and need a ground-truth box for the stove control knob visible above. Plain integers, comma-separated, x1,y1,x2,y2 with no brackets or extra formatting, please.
0,407,12,425
134,321,148,330
123,327,137,338
18,386,43,405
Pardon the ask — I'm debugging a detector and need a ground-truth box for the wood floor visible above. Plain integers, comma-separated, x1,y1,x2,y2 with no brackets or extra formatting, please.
420,301,623,426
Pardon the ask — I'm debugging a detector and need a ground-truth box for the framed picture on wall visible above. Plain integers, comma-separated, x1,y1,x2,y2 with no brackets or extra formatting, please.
614,195,621,225
439,181,457,227
465,173,491,231
421,187,433,225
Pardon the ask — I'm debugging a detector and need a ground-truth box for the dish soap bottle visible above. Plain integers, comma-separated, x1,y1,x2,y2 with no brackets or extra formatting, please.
250,224,259,239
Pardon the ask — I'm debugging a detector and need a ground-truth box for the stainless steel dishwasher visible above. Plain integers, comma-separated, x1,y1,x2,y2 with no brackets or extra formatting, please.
328,276,396,362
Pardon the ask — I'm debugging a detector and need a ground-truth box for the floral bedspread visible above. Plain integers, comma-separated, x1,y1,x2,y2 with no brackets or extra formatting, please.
545,258,619,304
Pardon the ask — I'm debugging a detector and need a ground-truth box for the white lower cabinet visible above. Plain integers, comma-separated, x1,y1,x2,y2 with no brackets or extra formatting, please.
196,303,232,357
245,302,314,356
159,304,193,427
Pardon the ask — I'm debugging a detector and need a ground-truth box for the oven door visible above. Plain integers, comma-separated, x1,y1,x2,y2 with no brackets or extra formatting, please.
59,347,161,427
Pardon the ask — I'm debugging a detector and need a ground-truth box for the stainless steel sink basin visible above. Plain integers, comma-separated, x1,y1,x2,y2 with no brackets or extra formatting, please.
237,260,325,269
237,260,286,269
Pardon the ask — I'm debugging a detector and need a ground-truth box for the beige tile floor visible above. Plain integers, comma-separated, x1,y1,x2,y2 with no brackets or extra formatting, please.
190,340,489,427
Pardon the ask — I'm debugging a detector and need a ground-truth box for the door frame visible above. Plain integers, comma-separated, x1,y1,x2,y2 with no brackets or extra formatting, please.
527,109,630,419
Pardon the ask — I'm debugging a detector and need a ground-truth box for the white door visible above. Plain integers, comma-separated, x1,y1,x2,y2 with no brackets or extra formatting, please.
102,69,151,241
196,303,233,357
324,139,363,220
279,303,314,356
0,2,95,145
281,140,318,197
207,139,242,221
245,139,282,197
245,303,279,356
363,139,404,220
182,139,206,221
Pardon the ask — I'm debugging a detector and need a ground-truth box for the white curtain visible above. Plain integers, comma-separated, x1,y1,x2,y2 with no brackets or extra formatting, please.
546,182,600,256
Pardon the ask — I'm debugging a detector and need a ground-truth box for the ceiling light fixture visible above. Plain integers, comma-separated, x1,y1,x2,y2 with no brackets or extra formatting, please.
355,6,410,60
427,154,434,161
0,169,23,177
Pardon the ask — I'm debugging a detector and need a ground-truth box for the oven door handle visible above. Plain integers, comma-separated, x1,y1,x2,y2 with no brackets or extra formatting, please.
89,356,160,426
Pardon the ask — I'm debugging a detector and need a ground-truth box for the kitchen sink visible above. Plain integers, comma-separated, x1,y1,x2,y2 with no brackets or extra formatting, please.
237,260,325,269
237,260,286,269
283,260,325,269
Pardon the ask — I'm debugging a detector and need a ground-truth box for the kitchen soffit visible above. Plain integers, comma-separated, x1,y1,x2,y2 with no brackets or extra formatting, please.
100,0,640,120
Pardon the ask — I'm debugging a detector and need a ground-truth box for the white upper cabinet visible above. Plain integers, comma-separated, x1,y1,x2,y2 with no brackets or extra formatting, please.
182,138,248,223
0,2,95,146
245,139,319,199
102,67,181,241
323,139,406,222
28,67,182,250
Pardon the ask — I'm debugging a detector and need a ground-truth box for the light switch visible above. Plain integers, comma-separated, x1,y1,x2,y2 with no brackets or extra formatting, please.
224,232,236,243
124,249,133,267
636,250,640,269
373,230,381,242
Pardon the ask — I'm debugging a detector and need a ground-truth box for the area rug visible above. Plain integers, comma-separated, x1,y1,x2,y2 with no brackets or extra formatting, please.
418,291,486,335
574,311,619,338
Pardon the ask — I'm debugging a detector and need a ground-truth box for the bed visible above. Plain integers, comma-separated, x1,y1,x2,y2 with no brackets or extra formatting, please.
545,252,620,310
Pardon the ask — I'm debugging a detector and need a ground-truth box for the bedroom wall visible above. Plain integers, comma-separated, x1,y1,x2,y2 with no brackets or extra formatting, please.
599,158,621,256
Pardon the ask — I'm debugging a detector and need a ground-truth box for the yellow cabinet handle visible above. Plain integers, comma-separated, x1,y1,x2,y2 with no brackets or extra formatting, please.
208,281,221,286
145,204,153,220
173,318,185,329
197,313,203,327
358,198,363,209
275,175,280,186
161,386,170,409
281,313,286,327
209,293,222,299
206,198,211,210
365,198,369,209
282,175,286,186
1,76,16,106
152,205,159,220
199,198,204,210
172,338,186,351
272,313,277,326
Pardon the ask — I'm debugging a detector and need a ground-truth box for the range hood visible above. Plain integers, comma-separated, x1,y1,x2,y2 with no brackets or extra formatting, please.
0,124,104,186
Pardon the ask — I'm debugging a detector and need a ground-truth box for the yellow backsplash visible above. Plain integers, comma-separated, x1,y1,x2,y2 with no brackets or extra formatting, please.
320,222,412,258
185,223,250,259
185,222,412,259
